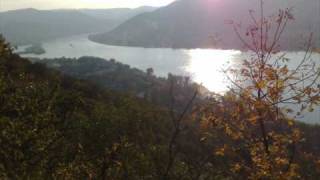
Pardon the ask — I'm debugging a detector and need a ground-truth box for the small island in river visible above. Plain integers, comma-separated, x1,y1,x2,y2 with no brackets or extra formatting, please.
18,44,46,55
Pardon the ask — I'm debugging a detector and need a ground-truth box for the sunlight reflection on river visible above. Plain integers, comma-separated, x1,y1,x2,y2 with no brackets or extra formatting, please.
186,49,241,93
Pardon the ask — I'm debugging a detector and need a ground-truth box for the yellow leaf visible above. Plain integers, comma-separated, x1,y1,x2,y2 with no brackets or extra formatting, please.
288,119,294,126
257,81,266,89
215,145,227,156
249,115,259,123
231,163,242,172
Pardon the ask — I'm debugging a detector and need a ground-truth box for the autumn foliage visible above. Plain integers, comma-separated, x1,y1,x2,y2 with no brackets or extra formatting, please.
1,1,320,179
197,1,320,178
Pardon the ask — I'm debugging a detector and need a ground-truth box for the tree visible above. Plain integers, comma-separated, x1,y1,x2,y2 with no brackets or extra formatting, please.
0,35,12,57
197,0,320,178
146,67,154,77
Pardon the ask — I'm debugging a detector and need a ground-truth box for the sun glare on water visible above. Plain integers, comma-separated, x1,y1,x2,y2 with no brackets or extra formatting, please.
186,49,241,93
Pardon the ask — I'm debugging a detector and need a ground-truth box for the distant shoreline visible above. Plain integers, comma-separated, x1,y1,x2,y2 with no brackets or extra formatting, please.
88,34,320,53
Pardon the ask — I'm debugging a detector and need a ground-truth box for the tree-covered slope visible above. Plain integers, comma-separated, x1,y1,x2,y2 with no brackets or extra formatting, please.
1,36,320,179
0,36,174,178
35,56,206,108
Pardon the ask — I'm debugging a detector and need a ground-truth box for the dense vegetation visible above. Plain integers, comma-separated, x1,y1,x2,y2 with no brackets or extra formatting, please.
35,56,207,108
1,1,320,178
0,36,170,178
1,34,320,179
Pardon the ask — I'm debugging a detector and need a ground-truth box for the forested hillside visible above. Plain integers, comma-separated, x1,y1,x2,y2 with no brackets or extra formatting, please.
1,36,320,179
35,56,206,107
0,36,183,178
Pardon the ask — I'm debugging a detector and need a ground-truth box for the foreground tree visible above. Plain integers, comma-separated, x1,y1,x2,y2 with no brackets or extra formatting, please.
197,0,320,178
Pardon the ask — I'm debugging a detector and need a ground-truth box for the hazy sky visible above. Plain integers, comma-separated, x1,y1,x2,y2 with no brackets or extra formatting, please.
0,0,175,11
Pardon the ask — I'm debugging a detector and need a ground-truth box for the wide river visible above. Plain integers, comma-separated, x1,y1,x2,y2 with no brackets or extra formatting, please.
17,34,320,124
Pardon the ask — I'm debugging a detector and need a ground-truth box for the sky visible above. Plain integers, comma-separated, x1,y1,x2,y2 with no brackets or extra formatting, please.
0,0,175,11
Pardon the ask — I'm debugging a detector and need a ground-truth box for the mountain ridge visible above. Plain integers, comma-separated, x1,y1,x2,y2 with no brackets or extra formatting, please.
90,0,320,50
0,7,156,46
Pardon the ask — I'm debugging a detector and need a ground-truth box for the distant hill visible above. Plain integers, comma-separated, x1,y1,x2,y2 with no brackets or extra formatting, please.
0,8,109,45
80,6,157,23
0,7,155,46
90,0,320,50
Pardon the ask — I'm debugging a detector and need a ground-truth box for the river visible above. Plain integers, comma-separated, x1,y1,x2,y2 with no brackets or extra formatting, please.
17,34,320,124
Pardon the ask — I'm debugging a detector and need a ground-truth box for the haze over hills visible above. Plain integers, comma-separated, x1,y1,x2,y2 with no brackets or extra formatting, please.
0,7,156,46
80,6,156,23
90,0,320,50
